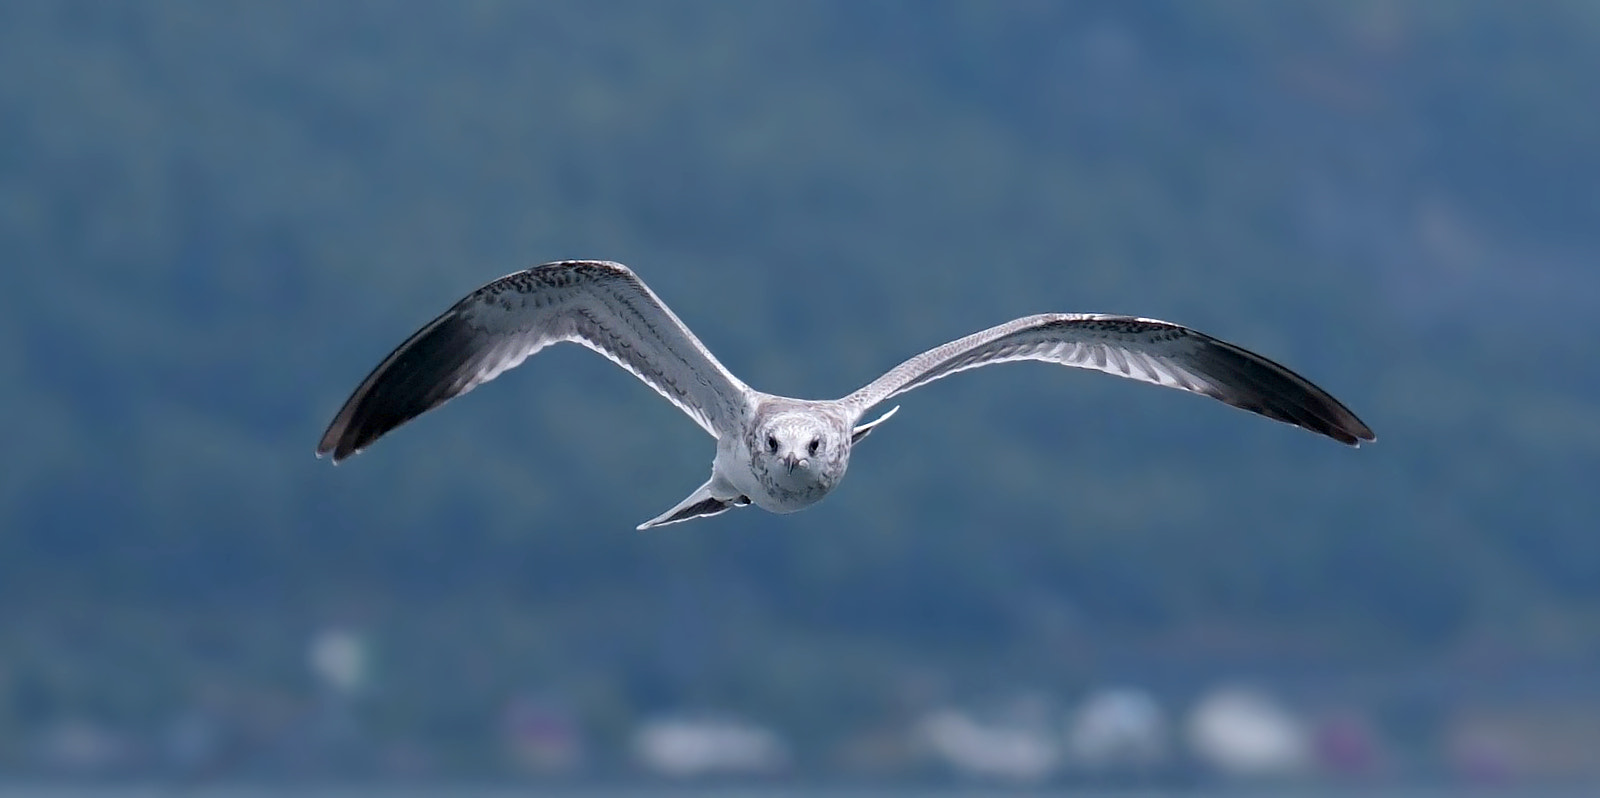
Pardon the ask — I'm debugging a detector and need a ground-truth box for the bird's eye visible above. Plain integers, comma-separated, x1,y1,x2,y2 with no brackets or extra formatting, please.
808,438,821,456
766,435,779,454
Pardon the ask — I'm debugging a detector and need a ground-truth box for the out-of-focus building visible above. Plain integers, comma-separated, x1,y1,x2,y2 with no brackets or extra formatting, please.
1310,710,1385,780
501,694,584,777
307,627,368,695
30,717,133,775
830,726,921,779
913,708,1059,782
1064,687,1170,775
162,708,224,775
1186,686,1310,779
632,713,789,778
1444,704,1600,785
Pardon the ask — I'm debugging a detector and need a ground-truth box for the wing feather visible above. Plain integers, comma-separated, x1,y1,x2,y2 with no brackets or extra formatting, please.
840,314,1374,446
316,260,750,462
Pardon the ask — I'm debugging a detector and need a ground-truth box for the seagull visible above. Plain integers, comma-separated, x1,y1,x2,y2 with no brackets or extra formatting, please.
317,260,1374,529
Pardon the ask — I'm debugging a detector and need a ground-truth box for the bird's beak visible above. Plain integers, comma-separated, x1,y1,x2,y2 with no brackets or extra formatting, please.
782,454,807,473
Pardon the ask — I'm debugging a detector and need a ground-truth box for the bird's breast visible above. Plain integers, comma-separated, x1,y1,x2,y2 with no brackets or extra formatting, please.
749,471,833,513
738,456,838,513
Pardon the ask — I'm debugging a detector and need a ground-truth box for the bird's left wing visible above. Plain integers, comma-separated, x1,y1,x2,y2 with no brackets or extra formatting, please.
317,260,751,462
839,314,1374,446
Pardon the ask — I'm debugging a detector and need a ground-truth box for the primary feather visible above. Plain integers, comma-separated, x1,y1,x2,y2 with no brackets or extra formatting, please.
317,260,751,462
841,314,1374,446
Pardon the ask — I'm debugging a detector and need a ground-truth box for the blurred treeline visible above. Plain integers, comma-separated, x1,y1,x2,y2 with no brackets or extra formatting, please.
1,0,1597,777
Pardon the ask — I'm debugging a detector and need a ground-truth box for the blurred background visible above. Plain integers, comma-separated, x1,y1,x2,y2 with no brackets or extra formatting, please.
2,0,1598,792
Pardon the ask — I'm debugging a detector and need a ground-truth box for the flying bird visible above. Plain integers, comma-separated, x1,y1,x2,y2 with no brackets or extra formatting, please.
317,260,1373,529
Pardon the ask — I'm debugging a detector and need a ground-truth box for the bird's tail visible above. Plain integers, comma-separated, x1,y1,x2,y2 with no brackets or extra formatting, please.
637,479,749,530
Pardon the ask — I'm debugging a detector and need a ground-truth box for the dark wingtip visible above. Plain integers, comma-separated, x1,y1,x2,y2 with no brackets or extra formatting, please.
1307,409,1373,448
1312,398,1374,448
1342,420,1377,448
315,305,485,466
314,431,352,464
316,400,404,466
1312,411,1374,448
1189,336,1376,449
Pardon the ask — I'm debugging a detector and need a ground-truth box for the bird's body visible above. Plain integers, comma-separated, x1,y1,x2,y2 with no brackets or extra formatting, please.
318,260,1373,528
723,398,858,511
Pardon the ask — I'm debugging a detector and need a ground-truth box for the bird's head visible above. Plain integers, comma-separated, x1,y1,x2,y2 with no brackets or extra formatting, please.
754,412,845,484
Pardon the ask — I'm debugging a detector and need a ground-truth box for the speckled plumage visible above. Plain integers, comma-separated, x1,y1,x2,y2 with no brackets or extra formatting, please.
317,260,1374,529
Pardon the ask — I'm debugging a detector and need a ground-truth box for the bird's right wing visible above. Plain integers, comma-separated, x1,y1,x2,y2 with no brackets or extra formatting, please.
840,313,1374,446
317,260,752,462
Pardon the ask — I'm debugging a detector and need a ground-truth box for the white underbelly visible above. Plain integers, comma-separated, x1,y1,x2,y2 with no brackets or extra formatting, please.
712,444,830,514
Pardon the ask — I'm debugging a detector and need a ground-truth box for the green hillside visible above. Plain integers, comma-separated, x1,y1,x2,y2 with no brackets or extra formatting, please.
1,0,1596,779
